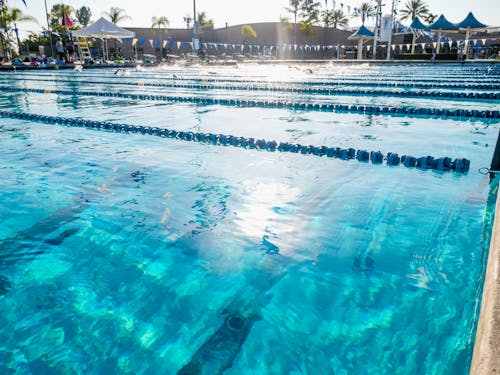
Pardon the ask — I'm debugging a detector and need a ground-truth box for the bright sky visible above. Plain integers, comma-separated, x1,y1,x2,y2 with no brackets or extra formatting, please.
10,0,500,35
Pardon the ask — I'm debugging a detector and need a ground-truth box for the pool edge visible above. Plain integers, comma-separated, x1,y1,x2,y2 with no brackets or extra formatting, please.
471,188,500,374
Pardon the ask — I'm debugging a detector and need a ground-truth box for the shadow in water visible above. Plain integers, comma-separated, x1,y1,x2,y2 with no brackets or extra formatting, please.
178,313,259,375
0,199,87,296
177,251,287,374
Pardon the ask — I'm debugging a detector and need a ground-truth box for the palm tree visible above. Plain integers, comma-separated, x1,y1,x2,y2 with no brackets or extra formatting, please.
322,9,348,29
151,16,169,57
358,2,375,25
103,7,130,59
399,0,429,21
103,7,131,25
197,11,213,30
3,7,38,55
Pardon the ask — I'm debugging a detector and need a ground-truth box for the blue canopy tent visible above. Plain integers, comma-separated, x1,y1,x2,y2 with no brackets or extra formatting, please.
456,12,488,57
429,15,459,54
348,25,374,60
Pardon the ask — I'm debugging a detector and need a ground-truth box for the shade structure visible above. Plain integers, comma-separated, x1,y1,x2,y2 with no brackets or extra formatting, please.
348,26,374,60
457,12,487,30
429,15,459,54
409,17,429,31
429,15,459,31
409,17,429,54
349,25,375,39
73,17,135,39
73,17,135,61
457,12,488,57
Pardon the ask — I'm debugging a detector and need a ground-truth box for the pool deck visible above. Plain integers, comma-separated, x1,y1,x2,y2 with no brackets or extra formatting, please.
471,190,500,374
0,59,498,71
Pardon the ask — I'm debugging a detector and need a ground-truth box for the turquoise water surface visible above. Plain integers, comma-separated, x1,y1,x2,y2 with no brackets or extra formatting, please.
0,63,498,374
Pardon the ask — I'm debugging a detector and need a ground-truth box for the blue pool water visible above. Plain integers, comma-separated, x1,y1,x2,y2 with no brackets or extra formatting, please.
0,63,499,374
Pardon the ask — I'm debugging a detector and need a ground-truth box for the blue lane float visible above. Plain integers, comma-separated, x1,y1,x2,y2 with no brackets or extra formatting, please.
1,76,499,101
3,86,499,120
10,72,499,90
0,110,471,174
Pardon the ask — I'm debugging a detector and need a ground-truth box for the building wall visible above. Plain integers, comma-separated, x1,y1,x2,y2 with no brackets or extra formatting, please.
103,22,352,59
85,22,499,60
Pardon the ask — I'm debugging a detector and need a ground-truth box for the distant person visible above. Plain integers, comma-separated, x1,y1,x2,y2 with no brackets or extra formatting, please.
55,38,65,60
66,39,75,63
431,49,437,61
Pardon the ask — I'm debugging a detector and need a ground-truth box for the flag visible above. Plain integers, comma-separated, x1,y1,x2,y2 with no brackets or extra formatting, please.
61,12,73,28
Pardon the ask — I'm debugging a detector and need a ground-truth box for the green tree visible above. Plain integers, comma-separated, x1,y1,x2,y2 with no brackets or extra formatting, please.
399,0,429,21
21,32,49,56
300,0,321,24
2,7,38,55
280,16,293,30
322,9,348,29
103,7,131,25
300,19,315,36
75,6,91,27
197,11,213,30
357,2,375,25
49,4,74,33
241,24,257,43
151,16,169,57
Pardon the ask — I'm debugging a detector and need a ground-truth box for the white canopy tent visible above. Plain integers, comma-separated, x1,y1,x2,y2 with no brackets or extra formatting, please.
73,17,135,60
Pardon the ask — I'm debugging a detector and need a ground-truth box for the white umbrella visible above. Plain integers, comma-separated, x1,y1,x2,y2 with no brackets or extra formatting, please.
73,17,135,60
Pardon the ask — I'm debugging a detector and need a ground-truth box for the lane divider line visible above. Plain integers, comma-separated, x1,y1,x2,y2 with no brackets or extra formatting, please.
2,86,498,120
0,110,471,174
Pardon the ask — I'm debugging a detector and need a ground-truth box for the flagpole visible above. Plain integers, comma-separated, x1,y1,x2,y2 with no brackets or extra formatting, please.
44,0,54,58
372,0,382,60
192,0,199,53
386,0,397,60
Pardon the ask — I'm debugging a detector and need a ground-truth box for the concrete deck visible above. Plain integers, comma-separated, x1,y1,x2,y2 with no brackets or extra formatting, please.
0,59,498,71
0,63,136,71
471,188,500,374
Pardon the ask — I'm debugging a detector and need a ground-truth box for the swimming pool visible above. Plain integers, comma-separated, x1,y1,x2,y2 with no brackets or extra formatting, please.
0,63,498,374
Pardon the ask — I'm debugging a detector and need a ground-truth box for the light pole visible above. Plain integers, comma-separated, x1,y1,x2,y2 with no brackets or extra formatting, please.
372,0,383,60
386,0,398,60
44,0,54,58
192,0,199,53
